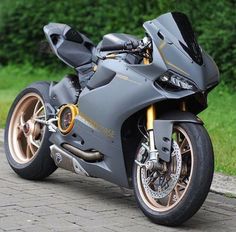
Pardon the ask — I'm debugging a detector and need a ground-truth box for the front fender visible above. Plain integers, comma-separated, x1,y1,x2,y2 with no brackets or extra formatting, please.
153,111,203,162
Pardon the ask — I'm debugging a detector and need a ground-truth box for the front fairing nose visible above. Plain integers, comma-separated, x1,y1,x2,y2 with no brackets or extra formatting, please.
142,12,220,91
157,41,219,90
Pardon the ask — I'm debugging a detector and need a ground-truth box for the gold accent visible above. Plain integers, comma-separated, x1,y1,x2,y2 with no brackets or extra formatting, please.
143,52,156,130
105,53,116,59
159,40,166,50
166,61,189,76
143,49,150,65
158,41,190,77
93,65,97,72
58,104,79,134
180,102,187,112
118,76,129,81
118,75,141,85
79,112,114,138
146,104,156,130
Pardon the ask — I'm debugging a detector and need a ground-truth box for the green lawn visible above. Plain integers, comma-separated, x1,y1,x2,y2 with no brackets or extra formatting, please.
0,64,68,128
0,64,235,175
200,86,236,175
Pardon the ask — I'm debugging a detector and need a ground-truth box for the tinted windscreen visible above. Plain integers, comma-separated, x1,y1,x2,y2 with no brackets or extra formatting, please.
157,12,203,65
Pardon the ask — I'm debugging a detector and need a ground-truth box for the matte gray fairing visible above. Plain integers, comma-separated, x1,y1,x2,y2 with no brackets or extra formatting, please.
51,61,166,187
50,58,201,187
44,23,94,68
142,12,219,90
48,12,220,188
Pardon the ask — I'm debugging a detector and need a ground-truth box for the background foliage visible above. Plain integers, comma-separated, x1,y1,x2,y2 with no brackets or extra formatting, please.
0,0,235,87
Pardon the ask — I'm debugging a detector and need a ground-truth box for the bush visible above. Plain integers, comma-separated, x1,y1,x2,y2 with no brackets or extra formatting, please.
0,0,166,67
171,0,236,88
0,0,235,87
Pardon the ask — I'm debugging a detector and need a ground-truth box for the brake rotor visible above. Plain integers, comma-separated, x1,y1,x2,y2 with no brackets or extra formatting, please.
141,141,182,199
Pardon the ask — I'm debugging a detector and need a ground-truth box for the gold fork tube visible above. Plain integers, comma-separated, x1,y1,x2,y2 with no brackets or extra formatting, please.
144,50,156,131
143,50,150,65
146,104,156,131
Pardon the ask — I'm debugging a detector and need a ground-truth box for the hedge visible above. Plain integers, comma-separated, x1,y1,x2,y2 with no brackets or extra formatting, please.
0,0,235,87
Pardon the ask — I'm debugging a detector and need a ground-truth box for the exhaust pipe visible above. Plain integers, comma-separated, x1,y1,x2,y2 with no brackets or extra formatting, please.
50,145,89,176
62,143,103,162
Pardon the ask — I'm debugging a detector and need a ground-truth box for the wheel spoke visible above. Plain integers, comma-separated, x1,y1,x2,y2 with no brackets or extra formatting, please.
180,138,187,151
33,100,41,115
26,136,35,154
174,186,181,199
28,135,40,149
20,113,26,127
176,132,181,144
34,115,46,120
26,145,32,159
181,149,191,156
34,105,44,118
29,143,35,156
17,126,24,140
167,191,174,206
177,182,187,189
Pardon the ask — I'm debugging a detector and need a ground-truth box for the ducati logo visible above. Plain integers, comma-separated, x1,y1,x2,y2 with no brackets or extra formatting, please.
55,153,62,164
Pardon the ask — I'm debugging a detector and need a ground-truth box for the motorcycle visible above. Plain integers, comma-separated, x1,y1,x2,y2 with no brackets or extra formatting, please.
4,12,219,226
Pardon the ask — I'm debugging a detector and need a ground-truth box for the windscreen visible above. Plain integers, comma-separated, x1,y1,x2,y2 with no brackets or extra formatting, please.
157,12,203,65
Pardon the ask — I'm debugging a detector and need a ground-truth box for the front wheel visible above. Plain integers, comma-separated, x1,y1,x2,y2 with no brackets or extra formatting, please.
133,123,214,226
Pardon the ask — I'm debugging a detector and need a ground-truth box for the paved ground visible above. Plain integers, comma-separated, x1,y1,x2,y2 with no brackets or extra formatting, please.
0,131,236,231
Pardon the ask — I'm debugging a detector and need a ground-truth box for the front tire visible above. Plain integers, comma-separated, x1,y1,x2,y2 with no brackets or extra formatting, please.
4,82,57,180
133,123,214,226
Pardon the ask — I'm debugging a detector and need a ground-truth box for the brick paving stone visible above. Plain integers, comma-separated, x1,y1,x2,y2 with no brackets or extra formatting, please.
1,130,236,231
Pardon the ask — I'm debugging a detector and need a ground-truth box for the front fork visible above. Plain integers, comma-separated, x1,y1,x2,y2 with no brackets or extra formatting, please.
135,104,160,170
137,50,187,170
146,105,157,161
137,54,162,170
144,53,157,161
135,104,166,171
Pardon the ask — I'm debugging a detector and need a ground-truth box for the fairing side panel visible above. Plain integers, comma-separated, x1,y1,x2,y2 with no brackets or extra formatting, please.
79,64,164,134
63,58,198,187
74,64,164,187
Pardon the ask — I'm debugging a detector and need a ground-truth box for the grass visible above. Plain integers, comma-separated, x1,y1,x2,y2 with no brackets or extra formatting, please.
0,64,68,128
200,85,236,176
0,64,235,176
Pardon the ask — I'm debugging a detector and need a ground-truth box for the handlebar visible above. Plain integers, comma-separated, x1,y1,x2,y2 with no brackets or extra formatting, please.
100,40,140,52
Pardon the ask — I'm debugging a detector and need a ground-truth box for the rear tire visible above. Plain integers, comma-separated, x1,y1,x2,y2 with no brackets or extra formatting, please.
133,123,214,226
4,82,57,180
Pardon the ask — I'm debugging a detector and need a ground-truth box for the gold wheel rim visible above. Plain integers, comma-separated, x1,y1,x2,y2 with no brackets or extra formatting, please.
8,93,46,164
137,125,194,212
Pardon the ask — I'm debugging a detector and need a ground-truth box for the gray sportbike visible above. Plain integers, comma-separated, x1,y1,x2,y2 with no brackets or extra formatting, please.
5,12,219,226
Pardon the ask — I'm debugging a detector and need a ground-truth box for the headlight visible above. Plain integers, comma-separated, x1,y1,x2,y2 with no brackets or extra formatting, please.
155,71,197,91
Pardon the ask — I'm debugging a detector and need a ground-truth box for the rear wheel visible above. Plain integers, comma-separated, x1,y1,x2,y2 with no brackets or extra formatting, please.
4,82,57,180
133,123,214,226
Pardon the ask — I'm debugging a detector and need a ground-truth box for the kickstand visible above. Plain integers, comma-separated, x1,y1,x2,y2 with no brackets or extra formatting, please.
120,187,132,197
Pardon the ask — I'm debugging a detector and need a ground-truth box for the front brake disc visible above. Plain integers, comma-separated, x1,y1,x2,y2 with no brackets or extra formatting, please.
141,141,182,199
